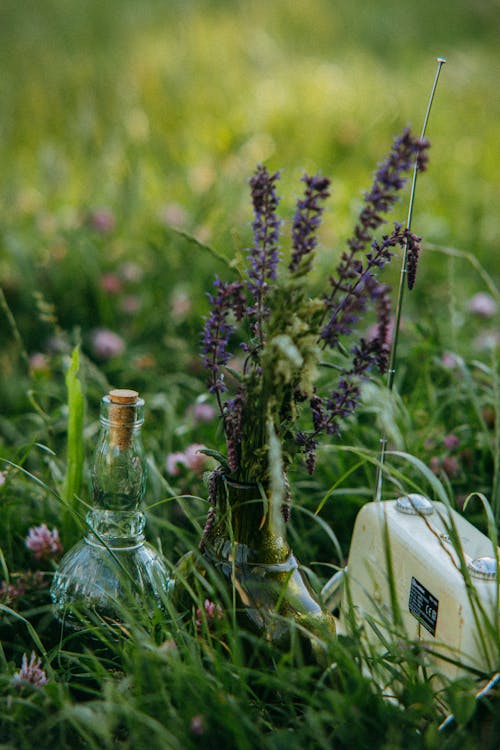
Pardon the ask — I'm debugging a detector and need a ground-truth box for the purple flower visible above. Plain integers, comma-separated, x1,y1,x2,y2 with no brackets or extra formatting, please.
197,131,430,484
202,278,245,395
29,353,50,374
289,174,330,274
99,273,123,295
442,455,460,478
247,165,282,334
189,402,216,423
467,292,497,317
166,444,209,475
195,598,224,629
12,652,48,688
25,524,63,561
320,223,406,350
404,229,423,290
321,129,429,348
90,328,125,359
119,261,144,283
88,208,115,234
120,295,141,315
190,715,206,736
0,579,27,602
473,331,500,351
443,434,460,451
441,352,460,369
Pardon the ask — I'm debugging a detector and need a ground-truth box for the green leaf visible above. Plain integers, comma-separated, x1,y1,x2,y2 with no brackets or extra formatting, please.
63,345,85,537
198,448,230,471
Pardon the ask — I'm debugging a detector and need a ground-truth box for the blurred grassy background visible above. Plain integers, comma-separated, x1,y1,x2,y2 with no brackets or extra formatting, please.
1,0,498,248
1,0,499,527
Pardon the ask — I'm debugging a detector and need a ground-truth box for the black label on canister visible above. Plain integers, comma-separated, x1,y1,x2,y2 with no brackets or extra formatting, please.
408,576,439,636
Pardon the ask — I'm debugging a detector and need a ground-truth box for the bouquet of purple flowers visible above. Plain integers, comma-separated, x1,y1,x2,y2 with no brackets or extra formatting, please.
201,129,429,510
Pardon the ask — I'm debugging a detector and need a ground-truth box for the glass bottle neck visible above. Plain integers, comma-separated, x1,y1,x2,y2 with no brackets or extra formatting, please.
91,393,147,512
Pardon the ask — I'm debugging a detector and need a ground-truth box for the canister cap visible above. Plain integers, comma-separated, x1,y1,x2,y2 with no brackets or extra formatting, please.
467,556,498,581
395,493,434,516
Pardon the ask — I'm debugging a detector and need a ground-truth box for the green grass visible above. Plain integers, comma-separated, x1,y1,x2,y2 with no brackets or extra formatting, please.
1,0,500,747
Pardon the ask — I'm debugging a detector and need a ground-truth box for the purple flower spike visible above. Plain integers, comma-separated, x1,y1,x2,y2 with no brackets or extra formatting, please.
289,174,330,274
404,229,423,290
247,165,282,334
202,277,245,396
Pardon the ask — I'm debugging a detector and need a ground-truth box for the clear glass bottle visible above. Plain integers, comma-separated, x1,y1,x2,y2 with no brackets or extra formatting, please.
51,389,171,628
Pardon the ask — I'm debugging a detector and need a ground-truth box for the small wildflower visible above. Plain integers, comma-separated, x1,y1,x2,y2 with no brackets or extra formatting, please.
88,208,115,234
161,202,188,229
473,331,500,351
0,471,5,487
170,289,192,321
166,451,186,476
121,295,141,314
0,579,27,602
196,598,224,629
166,444,208,475
442,455,460,478
467,292,497,318
443,434,460,451
184,444,209,472
90,328,125,359
189,402,216,423
119,261,144,283
429,456,441,475
0,572,48,604
429,455,460,478
100,273,123,295
441,352,460,369
29,353,50,374
190,715,205,736
25,523,63,561
12,652,48,688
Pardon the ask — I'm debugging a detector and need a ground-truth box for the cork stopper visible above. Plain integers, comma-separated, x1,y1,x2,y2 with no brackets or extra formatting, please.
109,389,139,405
108,389,140,449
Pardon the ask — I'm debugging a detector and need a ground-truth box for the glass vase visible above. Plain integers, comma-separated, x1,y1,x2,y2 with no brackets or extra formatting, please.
177,472,336,655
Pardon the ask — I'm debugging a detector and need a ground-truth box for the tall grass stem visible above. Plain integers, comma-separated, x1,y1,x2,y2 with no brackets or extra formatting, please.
375,57,446,502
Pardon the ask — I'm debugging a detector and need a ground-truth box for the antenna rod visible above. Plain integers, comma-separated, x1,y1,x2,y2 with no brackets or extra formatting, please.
375,57,446,502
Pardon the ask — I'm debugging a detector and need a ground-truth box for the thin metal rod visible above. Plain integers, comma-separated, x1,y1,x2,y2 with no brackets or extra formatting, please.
375,57,446,502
